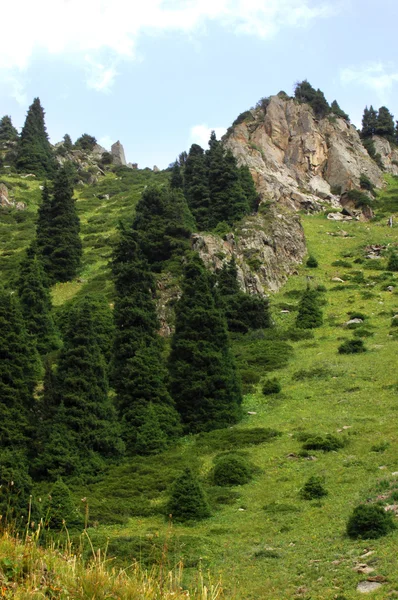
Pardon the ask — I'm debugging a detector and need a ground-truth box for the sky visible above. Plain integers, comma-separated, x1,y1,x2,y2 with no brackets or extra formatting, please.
1,0,397,168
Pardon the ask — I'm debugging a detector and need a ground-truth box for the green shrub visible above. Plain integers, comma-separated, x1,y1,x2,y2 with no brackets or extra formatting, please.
302,434,344,452
348,311,367,320
371,441,390,453
338,339,366,354
387,252,398,272
300,476,328,500
166,468,211,523
262,378,281,395
195,427,281,452
292,365,334,381
346,504,395,539
353,328,374,338
360,173,374,193
306,255,318,268
212,454,254,486
296,289,323,329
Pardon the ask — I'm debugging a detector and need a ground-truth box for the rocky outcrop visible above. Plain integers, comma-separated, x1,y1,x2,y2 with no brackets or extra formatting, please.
111,141,127,166
373,136,398,175
224,95,383,212
0,183,26,210
192,206,306,293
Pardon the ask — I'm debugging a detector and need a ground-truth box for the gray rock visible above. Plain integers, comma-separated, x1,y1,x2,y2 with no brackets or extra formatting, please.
356,581,382,593
111,141,127,166
344,318,363,326
153,165,160,172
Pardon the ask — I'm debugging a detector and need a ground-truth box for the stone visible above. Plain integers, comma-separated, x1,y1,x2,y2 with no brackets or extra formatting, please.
332,277,345,283
387,286,394,292
247,411,257,415
357,581,382,593
153,165,160,172
111,141,127,166
344,318,363,326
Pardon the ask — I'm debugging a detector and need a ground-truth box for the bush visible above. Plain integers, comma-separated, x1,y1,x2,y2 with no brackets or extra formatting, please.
306,255,318,268
296,289,323,329
212,454,254,486
346,504,395,539
302,434,344,452
332,260,352,268
300,476,328,500
360,173,374,193
262,378,281,395
387,252,398,272
338,339,366,354
166,468,211,523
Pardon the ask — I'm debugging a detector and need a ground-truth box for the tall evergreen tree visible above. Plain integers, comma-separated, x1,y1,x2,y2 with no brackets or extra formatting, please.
184,143,210,230
296,288,323,329
112,227,181,450
0,288,38,449
168,255,242,433
167,467,211,522
36,167,82,283
16,98,55,177
17,245,59,355
133,185,194,271
331,100,349,121
39,298,124,477
170,162,183,189
63,134,73,150
0,116,19,143
238,165,258,212
217,259,271,332
375,106,395,139
361,106,378,138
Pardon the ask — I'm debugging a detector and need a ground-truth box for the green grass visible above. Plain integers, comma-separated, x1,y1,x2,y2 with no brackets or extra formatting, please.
4,172,398,598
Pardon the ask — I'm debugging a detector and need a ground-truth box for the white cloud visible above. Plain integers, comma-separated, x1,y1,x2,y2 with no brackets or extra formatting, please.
340,62,398,100
0,74,28,107
1,0,337,93
190,124,227,148
98,135,114,150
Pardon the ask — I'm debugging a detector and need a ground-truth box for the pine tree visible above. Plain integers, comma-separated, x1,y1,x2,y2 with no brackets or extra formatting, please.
294,81,330,118
112,227,181,451
0,288,38,449
331,100,349,120
0,116,19,143
166,467,211,522
184,143,210,230
296,288,323,329
168,255,242,433
17,245,59,355
238,165,258,212
133,185,194,271
63,134,73,150
40,298,124,477
0,450,33,525
16,98,55,177
45,478,83,530
170,162,183,189
36,167,82,283
375,106,395,140
217,259,270,332
361,106,378,138
135,403,168,455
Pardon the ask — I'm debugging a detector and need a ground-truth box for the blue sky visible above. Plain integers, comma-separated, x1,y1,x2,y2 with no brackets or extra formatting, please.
1,0,397,168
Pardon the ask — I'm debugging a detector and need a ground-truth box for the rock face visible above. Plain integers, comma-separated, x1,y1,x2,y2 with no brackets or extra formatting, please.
0,183,26,210
111,141,127,166
192,207,306,293
224,94,383,212
373,136,398,175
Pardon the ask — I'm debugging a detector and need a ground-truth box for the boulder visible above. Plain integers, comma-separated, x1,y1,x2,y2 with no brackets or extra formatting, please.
111,141,127,166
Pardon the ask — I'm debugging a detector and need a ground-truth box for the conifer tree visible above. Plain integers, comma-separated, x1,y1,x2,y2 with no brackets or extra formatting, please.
217,259,271,332
170,162,183,189
238,165,258,212
0,288,38,449
0,116,19,143
133,185,194,271
361,106,378,138
375,106,395,139
167,467,211,522
36,167,82,283
16,98,55,177
331,100,349,120
45,478,83,530
40,298,124,477
168,255,242,433
296,288,323,329
0,450,33,525
17,245,59,355
184,143,210,230
63,134,73,150
135,403,168,456
112,227,181,450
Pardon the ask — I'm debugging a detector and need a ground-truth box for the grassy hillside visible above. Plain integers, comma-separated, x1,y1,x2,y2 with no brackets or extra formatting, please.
2,170,398,598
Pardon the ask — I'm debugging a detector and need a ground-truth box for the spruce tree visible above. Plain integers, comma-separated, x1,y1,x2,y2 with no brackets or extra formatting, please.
112,227,181,450
166,467,211,522
63,134,73,150
184,143,210,230
0,288,38,449
331,100,349,120
170,162,183,189
0,450,33,525
133,185,194,271
45,478,83,530
16,98,55,177
0,116,19,143
217,259,270,332
168,255,242,433
17,245,59,355
40,298,124,477
238,165,258,212
36,167,82,283
135,403,168,456
296,288,323,329
361,106,378,138
375,106,395,140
